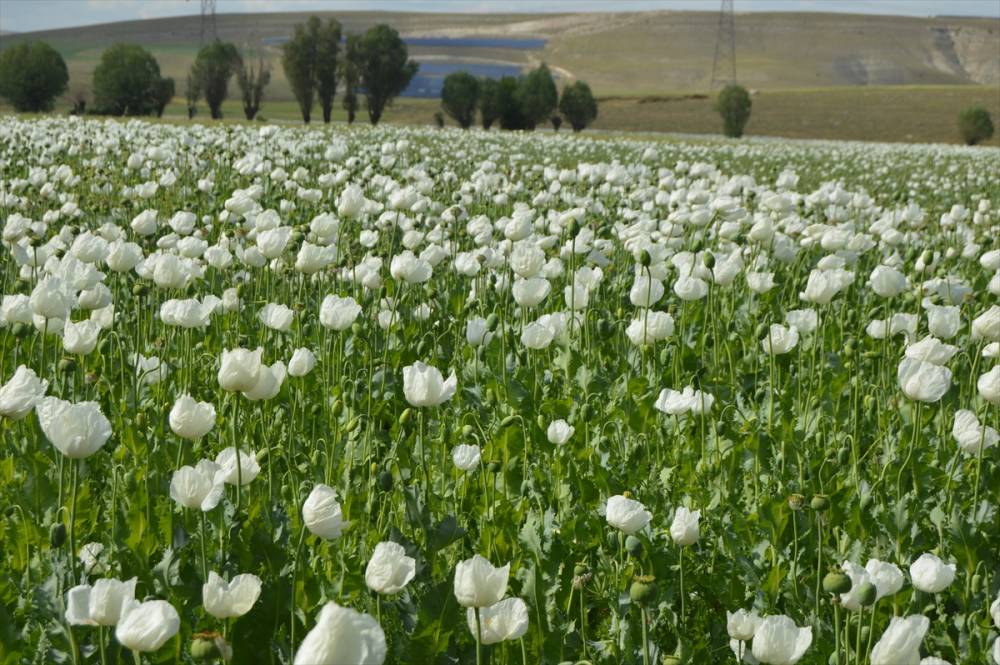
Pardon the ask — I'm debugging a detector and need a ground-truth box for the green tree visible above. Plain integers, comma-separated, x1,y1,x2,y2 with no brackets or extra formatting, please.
358,24,418,125
236,52,271,121
92,44,168,116
517,64,558,129
282,16,320,123
340,34,362,125
440,71,480,129
957,106,994,145
497,76,528,130
0,41,69,112
558,80,598,132
152,77,175,118
715,84,752,138
479,78,500,129
185,72,200,119
316,19,342,124
192,40,241,120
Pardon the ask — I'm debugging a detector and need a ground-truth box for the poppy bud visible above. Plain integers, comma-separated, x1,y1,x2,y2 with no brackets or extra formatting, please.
823,572,851,594
398,409,412,427
59,358,75,373
378,470,393,491
837,447,850,466
662,658,682,665
331,399,344,416
351,322,362,336
856,581,877,606
346,416,361,433
625,535,643,556
50,523,67,548
132,283,147,297
702,251,715,269
690,238,704,253
639,250,652,267
629,576,658,605
485,389,496,405
567,219,580,237
500,414,518,428
11,322,27,337
811,494,830,512
581,404,594,419
573,563,588,576
485,313,498,331
971,573,982,594
488,461,501,474
461,424,474,437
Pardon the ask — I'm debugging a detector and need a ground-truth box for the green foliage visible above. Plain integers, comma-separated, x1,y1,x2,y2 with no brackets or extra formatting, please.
152,77,174,118
340,34,362,125
91,43,170,116
715,84,753,138
191,40,241,120
440,71,480,129
236,53,271,121
315,19,342,124
957,106,994,145
281,16,341,124
517,63,558,129
478,78,501,129
0,41,68,112
558,80,598,132
282,17,320,124
357,24,419,125
497,76,529,130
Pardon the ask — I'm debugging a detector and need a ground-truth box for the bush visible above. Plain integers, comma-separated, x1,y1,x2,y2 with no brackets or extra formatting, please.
559,80,598,132
153,77,175,118
92,44,171,116
192,41,241,120
440,71,479,129
715,84,752,138
958,106,994,145
358,24,418,125
433,111,445,128
0,41,69,112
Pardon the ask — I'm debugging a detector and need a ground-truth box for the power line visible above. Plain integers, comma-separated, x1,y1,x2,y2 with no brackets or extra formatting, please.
710,0,736,91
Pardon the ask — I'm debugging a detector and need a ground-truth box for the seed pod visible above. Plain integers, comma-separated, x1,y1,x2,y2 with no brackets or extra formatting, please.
50,523,67,548
823,572,852,594
625,535,643,556
857,581,877,606
811,494,830,512
629,576,658,605
787,494,805,511
573,562,588,576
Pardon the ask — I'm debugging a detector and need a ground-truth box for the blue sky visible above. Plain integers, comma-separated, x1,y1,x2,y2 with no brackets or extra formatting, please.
1,0,997,33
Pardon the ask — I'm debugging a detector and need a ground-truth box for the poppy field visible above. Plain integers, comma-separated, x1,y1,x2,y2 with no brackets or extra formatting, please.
1,116,999,664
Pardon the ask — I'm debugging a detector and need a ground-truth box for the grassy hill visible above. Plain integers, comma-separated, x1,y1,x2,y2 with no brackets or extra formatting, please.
1,10,998,144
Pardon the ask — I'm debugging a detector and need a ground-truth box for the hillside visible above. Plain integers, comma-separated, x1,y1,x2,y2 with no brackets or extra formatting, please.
1,10,997,98
0,10,998,145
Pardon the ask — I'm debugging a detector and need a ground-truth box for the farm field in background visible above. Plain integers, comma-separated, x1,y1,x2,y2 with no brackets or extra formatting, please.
1,115,999,664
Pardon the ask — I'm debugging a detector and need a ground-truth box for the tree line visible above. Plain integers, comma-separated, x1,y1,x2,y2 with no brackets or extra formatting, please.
0,25,995,144
438,65,599,133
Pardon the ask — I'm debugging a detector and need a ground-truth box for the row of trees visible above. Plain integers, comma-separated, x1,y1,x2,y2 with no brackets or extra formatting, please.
439,65,599,132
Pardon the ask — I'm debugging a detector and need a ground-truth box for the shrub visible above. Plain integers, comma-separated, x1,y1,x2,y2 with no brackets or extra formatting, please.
957,106,994,145
0,41,69,112
558,80,598,132
715,84,752,138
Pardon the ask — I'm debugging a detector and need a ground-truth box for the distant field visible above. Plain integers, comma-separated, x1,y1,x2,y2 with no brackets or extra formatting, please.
4,84,997,147
1,10,998,145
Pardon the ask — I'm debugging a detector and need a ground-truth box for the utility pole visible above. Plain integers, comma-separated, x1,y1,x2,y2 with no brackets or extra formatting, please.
710,0,736,91
200,0,217,44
